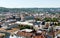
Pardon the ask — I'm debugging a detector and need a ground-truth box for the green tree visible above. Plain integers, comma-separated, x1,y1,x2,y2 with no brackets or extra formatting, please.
44,18,52,22
52,18,58,22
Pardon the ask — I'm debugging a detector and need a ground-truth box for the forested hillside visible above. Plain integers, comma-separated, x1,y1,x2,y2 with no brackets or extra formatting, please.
0,7,60,13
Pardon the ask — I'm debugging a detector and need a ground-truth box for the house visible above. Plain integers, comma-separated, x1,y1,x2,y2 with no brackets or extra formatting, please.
17,29,46,38
16,21,33,26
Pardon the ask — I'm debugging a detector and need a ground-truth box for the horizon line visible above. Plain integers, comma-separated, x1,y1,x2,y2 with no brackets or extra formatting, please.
0,7,60,8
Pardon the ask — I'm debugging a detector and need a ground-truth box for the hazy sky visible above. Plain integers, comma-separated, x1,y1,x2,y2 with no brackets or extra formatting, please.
0,0,60,8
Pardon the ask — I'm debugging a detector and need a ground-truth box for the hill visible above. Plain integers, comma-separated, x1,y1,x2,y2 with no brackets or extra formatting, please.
0,7,60,14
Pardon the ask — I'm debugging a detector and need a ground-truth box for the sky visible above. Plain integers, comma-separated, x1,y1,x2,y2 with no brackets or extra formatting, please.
0,0,60,8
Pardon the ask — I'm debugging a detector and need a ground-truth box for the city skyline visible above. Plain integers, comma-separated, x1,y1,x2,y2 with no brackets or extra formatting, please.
0,0,60,8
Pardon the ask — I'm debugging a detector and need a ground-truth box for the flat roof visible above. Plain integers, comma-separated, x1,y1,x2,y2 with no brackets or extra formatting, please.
16,21,33,26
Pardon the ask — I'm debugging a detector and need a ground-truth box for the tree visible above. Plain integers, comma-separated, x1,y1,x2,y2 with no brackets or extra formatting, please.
52,18,58,22
18,25,32,30
44,18,51,22
35,18,41,21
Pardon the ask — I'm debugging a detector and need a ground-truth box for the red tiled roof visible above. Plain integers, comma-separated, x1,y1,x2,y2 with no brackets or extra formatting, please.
33,35,45,38
17,31,33,37
17,31,45,38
